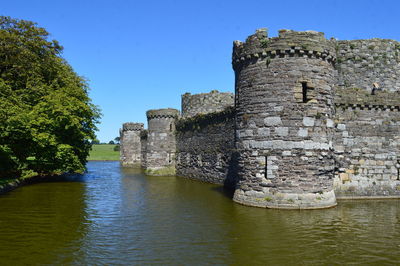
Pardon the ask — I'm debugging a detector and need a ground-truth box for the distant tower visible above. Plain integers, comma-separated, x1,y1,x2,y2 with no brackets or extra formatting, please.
145,108,179,176
120,122,144,167
232,29,337,209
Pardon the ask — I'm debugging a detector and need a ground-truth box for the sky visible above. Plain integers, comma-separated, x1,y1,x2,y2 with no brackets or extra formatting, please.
2,0,400,142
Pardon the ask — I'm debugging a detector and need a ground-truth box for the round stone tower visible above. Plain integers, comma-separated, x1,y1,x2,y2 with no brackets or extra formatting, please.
120,122,144,167
145,108,179,176
232,29,337,209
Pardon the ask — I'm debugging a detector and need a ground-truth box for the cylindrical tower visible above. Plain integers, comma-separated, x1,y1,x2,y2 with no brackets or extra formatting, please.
232,29,337,209
120,122,144,167
145,108,179,176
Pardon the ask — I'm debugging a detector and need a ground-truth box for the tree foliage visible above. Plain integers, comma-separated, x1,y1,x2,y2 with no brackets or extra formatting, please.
0,16,101,178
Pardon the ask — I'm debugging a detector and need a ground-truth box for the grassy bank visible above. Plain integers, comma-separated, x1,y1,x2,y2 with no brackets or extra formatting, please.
0,144,119,195
88,144,120,161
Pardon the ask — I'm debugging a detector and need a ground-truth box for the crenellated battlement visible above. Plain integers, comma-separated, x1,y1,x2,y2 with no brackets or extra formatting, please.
232,29,336,70
146,108,180,119
181,90,234,118
122,122,144,131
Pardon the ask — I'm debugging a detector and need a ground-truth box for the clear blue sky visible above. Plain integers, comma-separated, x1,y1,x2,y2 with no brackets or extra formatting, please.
3,0,400,142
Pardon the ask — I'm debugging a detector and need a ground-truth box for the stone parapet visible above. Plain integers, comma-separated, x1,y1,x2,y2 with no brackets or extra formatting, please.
122,122,144,131
181,90,234,118
232,29,336,70
146,108,180,119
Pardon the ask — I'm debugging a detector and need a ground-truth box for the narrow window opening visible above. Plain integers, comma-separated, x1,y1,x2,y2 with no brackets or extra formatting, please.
170,123,173,132
397,159,400,180
302,82,309,103
264,156,268,179
168,153,172,164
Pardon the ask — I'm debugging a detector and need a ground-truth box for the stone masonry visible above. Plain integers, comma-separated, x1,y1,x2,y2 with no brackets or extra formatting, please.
232,29,337,209
181,90,234,118
120,28,400,209
120,123,143,167
176,105,235,184
144,108,179,176
337,39,400,91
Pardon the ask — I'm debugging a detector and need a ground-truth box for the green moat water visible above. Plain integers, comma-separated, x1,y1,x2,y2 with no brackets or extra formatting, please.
0,161,399,265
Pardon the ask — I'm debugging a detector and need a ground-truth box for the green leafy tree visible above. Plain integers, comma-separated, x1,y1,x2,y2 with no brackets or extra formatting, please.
0,16,101,178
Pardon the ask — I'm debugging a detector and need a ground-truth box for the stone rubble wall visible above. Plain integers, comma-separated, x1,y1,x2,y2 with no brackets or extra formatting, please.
120,122,143,167
336,39,400,92
175,107,235,184
333,89,400,197
181,90,234,118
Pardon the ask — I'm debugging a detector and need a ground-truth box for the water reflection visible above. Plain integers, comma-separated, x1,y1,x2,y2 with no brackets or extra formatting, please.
0,161,399,265
0,175,88,265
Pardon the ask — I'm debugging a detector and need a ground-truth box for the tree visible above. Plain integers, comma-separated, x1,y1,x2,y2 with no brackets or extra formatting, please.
108,140,115,145
0,16,101,178
91,139,100,145
114,136,120,144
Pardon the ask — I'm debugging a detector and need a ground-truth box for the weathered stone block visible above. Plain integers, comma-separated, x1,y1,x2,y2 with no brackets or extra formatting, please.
303,117,315,127
275,127,289,136
264,117,282,126
297,128,308,137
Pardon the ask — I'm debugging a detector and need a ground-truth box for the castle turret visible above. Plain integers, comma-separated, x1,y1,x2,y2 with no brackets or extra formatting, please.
120,122,144,167
232,29,337,209
145,108,179,176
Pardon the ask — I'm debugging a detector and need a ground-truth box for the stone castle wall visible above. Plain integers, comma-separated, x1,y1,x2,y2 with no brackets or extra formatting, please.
336,39,400,92
181,90,234,118
120,122,143,166
176,107,235,184
120,28,400,209
333,88,400,198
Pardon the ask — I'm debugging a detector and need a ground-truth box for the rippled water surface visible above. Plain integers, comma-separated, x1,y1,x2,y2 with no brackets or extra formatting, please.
0,161,399,265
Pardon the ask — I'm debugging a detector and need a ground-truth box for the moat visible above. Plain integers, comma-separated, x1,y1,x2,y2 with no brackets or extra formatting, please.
0,161,399,264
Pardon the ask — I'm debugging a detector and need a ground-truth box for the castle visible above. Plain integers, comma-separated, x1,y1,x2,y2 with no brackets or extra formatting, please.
120,29,400,209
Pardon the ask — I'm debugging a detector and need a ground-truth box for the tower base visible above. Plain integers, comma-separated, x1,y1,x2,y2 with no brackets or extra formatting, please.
233,189,337,209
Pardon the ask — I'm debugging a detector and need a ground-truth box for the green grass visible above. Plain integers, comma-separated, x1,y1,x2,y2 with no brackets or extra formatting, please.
87,144,120,161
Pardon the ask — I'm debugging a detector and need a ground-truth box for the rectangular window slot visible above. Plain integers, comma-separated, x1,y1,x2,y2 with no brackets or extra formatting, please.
265,156,268,179
302,82,309,103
